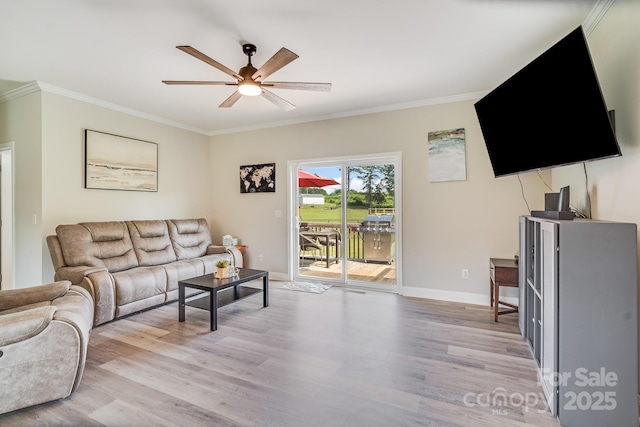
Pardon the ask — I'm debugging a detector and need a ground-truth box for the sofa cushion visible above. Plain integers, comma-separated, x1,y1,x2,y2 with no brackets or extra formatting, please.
126,220,177,266
112,266,168,307
163,259,206,293
115,294,166,319
167,218,213,260
56,222,138,273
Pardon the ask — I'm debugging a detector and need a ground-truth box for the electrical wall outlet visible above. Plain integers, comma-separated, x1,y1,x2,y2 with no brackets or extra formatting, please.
257,253,263,262
461,268,469,279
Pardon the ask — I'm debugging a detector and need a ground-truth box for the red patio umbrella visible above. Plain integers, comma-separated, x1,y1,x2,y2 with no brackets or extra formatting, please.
298,170,339,188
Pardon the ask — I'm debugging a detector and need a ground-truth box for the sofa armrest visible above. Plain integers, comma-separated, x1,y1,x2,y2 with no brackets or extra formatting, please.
46,235,67,271
52,286,93,331
0,281,71,312
52,285,93,345
54,266,109,285
206,245,227,255
225,246,243,268
51,285,94,392
54,266,114,326
0,305,56,346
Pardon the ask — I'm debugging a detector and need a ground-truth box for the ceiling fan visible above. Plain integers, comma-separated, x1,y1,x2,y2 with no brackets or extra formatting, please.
162,43,331,111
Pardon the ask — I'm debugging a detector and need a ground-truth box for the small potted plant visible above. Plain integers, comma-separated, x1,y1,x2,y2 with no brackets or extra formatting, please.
216,260,229,278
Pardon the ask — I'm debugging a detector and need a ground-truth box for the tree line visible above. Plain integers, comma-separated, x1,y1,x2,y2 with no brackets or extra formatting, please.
302,165,395,208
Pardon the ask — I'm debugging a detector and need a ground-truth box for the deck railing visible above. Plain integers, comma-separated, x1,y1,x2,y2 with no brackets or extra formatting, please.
300,222,365,259
368,207,395,216
300,222,364,259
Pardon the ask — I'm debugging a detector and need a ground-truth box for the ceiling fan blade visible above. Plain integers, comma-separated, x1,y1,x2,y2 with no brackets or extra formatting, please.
162,80,237,86
261,88,296,111
176,46,243,80
261,82,331,92
252,48,299,82
219,90,243,108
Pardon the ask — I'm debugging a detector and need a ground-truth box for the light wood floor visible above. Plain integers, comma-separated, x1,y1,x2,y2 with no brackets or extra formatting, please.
2,283,560,427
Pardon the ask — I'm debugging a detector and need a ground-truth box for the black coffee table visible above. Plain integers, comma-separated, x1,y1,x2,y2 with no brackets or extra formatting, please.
178,268,269,331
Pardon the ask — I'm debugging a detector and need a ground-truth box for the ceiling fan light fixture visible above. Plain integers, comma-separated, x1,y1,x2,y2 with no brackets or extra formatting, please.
238,81,262,96
164,43,330,109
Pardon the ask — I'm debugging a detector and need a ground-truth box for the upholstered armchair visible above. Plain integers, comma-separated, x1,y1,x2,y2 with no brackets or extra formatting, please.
0,281,94,414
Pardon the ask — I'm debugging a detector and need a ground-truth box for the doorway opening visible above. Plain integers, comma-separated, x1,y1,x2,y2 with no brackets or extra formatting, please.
0,142,14,290
288,153,402,293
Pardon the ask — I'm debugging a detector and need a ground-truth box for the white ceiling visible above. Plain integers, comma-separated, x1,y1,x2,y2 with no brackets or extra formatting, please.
0,0,604,135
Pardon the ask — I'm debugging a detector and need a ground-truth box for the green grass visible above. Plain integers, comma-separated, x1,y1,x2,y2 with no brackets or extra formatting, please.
299,205,369,224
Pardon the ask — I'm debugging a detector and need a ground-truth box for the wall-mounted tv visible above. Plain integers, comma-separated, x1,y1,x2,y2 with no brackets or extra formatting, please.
474,26,620,178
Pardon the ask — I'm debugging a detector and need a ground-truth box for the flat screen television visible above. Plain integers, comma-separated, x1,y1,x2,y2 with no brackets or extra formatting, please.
474,26,620,178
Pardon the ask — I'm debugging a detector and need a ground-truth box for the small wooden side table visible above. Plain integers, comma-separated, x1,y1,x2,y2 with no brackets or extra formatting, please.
490,258,519,322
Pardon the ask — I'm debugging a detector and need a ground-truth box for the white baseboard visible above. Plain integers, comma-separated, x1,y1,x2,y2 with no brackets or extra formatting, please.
401,286,518,307
266,271,289,282
265,271,518,308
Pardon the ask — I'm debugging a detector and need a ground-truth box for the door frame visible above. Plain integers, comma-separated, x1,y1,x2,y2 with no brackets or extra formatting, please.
287,152,402,293
0,142,14,290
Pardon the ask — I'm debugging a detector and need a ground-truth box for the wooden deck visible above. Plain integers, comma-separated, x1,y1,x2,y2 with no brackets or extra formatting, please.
299,258,396,285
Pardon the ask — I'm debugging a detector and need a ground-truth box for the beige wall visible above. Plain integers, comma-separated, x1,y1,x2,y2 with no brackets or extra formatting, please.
553,2,640,222
0,90,43,287
39,91,214,282
211,100,550,302
552,1,640,386
1,87,214,286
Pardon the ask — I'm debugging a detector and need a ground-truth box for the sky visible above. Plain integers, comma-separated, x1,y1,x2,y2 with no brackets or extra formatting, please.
302,166,364,193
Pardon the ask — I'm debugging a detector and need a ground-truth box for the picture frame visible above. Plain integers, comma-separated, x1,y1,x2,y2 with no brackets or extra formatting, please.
239,163,276,193
84,129,158,192
427,128,466,182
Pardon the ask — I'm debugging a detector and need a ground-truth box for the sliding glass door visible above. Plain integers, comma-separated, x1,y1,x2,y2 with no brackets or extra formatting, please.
289,153,401,292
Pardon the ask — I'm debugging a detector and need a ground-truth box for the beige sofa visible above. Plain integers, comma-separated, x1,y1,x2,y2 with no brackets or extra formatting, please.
0,281,93,414
47,218,241,326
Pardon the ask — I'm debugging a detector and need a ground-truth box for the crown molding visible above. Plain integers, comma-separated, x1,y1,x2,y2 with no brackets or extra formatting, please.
37,82,210,135
3,81,485,137
583,0,615,35
0,81,210,135
0,81,41,104
209,91,488,136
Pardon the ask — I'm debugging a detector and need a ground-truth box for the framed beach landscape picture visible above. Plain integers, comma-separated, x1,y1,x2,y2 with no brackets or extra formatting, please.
84,130,158,192
427,128,466,182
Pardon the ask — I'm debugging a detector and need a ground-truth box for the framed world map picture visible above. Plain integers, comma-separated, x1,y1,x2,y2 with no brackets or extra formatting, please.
240,163,276,193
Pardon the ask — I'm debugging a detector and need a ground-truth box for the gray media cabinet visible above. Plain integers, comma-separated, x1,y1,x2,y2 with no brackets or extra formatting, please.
518,216,638,427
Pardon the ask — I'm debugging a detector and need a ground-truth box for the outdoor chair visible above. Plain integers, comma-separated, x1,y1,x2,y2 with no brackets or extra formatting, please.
317,228,341,259
299,233,322,265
